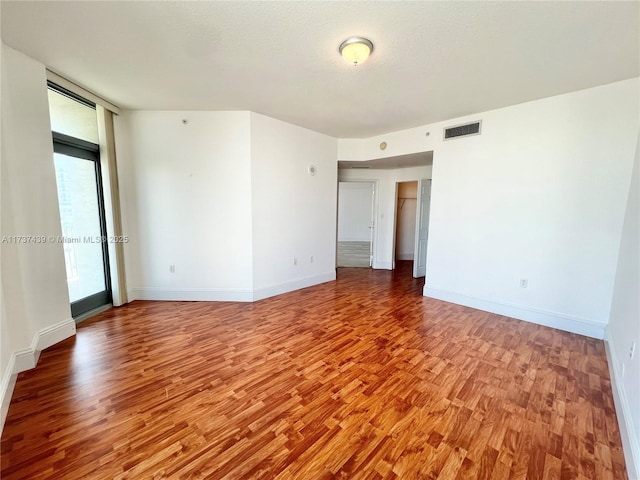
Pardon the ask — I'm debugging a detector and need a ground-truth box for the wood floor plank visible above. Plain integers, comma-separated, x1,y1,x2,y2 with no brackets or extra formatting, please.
0,261,628,479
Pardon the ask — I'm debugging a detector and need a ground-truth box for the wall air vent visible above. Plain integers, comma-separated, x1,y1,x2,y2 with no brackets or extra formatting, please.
443,121,481,140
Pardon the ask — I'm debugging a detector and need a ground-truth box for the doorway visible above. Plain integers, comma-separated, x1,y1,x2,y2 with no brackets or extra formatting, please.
337,181,375,267
395,181,418,264
393,179,431,278
49,85,112,318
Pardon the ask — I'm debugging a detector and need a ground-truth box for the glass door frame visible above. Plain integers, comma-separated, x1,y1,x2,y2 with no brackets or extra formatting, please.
52,131,112,318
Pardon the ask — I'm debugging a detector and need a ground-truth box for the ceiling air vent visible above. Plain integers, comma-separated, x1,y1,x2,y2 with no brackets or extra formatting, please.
444,121,481,140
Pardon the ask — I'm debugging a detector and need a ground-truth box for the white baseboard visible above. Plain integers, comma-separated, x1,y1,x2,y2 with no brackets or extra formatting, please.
1,317,75,433
34,318,76,351
253,271,336,301
12,348,38,373
605,332,640,480
131,287,253,302
396,253,414,261
0,355,17,432
131,274,337,303
373,261,393,270
423,286,606,339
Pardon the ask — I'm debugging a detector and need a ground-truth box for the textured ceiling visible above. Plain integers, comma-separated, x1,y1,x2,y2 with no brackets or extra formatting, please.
2,1,638,138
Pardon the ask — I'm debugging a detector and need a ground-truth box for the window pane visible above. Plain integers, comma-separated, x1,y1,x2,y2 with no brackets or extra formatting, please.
54,153,106,302
48,89,99,144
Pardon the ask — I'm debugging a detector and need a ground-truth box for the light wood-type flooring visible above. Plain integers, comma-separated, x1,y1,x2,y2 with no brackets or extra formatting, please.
1,262,627,479
337,241,371,268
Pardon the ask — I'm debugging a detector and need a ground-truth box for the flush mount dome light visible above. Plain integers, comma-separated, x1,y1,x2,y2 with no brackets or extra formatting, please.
339,37,373,66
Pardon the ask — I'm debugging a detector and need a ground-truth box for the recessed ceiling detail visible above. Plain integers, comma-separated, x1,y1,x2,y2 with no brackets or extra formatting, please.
339,151,433,170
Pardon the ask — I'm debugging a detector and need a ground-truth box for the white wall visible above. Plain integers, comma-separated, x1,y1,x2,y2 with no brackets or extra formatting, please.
339,165,432,270
1,44,75,429
337,182,374,242
606,129,640,479
250,112,337,299
115,111,338,302
338,78,639,339
115,111,254,301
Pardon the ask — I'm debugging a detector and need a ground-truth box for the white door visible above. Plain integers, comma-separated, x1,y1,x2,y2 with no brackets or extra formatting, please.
337,182,375,268
367,184,375,266
413,179,431,278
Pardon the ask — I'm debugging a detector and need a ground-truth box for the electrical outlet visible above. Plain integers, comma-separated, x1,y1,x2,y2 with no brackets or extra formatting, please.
169,265,175,274
293,257,298,266
630,341,636,360
519,278,528,288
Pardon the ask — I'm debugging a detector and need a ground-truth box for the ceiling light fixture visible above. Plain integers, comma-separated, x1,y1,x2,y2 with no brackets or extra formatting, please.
339,37,373,66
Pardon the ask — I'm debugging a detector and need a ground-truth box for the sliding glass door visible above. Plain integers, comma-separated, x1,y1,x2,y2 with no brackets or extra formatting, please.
49,85,111,318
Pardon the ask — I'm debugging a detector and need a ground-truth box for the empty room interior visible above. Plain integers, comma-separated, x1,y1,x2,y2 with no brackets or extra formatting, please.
1,1,639,479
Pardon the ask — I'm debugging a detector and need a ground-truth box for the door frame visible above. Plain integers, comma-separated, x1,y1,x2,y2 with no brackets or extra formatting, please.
53,131,112,318
413,178,432,278
336,179,379,268
391,180,420,270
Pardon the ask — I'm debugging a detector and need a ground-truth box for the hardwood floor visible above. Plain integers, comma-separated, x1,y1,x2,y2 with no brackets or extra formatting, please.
1,262,627,479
